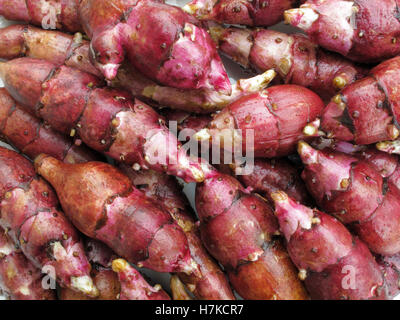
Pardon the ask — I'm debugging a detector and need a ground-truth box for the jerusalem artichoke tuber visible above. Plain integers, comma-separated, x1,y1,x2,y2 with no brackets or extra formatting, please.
0,88,99,164
0,25,274,113
209,25,367,100
285,0,400,63
194,85,324,159
0,226,56,300
0,57,208,183
298,141,400,256
120,166,235,300
0,0,81,32
0,146,98,297
321,56,400,146
183,0,300,27
196,171,308,300
34,155,199,275
272,191,387,300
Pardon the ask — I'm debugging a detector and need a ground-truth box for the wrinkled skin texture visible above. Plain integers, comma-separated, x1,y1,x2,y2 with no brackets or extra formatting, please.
272,191,387,300
0,0,81,32
196,85,324,159
79,0,231,93
0,25,272,113
0,226,56,300
196,172,308,300
112,259,170,300
322,57,400,146
184,0,300,26
34,155,198,275
120,166,235,300
299,142,400,256
235,158,311,204
286,0,400,63
0,58,208,183
211,26,367,100
0,147,97,297
0,88,99,164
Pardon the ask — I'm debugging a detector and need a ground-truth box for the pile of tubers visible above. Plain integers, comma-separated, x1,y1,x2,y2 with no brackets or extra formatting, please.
0,0,400,300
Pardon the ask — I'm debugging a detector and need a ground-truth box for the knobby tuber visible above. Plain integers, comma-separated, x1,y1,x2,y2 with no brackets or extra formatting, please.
196,171,308,300
34,155,199,275
272,191,387,300
0,57,209,183
0,147,98,297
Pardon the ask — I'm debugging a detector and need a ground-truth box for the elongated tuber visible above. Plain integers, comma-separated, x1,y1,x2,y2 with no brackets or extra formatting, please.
0,147,98,297
183,0,300,27
298,141,400,256
272,191,387,300
34,155,199,275
120,166,235,300
209,25,367,99
0,88,99,164
0,226,56,300
0,0,81,32
194,85,324,159
0,25,273,113
0,57,208,183
285,0,400,63
196,171,308,300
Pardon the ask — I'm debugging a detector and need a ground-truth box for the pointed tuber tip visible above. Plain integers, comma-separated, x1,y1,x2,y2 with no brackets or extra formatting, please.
237,69,277,93
270,191,289,204
271,191,313,241
182,3,197,15
71,275,99,298
377,140,400,155
297,141,318,165
101,63,120,80
284,7,319,30
112,258,128,273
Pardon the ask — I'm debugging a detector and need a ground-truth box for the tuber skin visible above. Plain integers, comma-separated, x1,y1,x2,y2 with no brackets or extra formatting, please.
60,239,121,300
0,226,56,300
111,259,170,300
298,141,400,256
232,158,311,205
79,0,231,93
196,171,308,300
0,0,81,33
183,0,300,27
194,85,324,159
0,88,99,164
0,0,231,92
34,155,199,276
377,254,400,299
321,56,400,146
0,147,98,297
0,25,274,113
332,141,400,192
119,166,235,300
272,191,387,300
285,0,400,63
209,25,367,100
0,58,209,183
